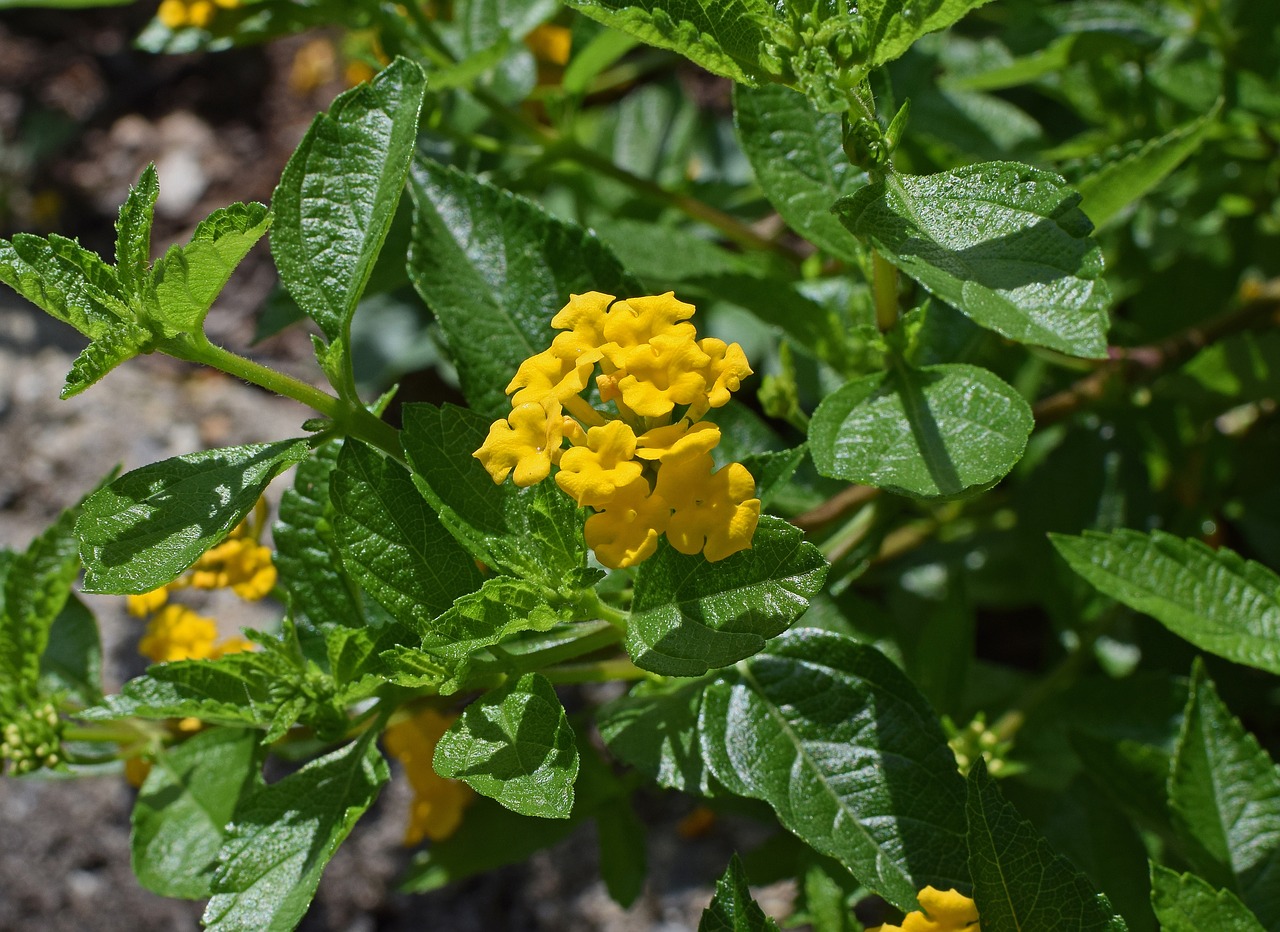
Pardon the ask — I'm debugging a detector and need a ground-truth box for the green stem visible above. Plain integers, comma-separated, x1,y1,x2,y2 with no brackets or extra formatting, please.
508,621,626,675
165,335,404,462
591,595,630,632
543,657,648,684
63,723,153,745
872,250,900,331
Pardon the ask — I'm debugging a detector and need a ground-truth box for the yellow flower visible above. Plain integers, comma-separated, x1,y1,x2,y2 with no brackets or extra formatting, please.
474,292,759,568
475,401,565,486
697,338,754,410
657,454,760,562
601,292,697,360
157,0,186,28
583,477,670,568
127,587,169,617
189,537,277,600
524,23,572,66
555,420,643,507
507,346,601,407
613,331,711,417
635,420,721,463
383,708,474,845
156,0,236,29
211,635,256,658
870,887,981,932
549,291,614,358
138,605,219,663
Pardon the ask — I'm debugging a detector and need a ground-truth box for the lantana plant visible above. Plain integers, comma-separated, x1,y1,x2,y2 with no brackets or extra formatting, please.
2,0,1280,930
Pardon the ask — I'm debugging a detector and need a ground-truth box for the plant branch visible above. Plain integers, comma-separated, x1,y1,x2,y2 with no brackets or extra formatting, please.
1034,277,1280,425
164,335,404,463
795,277,1280,535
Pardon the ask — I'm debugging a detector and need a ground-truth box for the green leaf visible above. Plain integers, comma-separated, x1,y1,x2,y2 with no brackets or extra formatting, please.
149,201,271,335
406,159,640,418
401,403,589,589
76,439,309,594
627,516,829,676
330,439,485,633
562,0,777,86
271,57,426,344
37,594,102,706
434,672,579,819
60,321,154,399
273,443,364,637
733,84,866,261
203,734,388,932
860,0,998,72
1076,105,1219,229
809,363,1033,499
1149,864,1268,932
399,795,578,892
0,233,131,339
598,676,714,795
835,162,1110,358
115,164,158,301
966,758,1130,932
699,853,782,932
1168,663,1280,927
596,796,648,907
424,575,570,654
131,727,259,899
0,499,82,708
1050,530,1280,676
84,652,289,729
700,630,968,911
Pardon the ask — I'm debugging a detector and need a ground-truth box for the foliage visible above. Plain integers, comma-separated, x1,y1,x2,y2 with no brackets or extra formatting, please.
2,0,1279,928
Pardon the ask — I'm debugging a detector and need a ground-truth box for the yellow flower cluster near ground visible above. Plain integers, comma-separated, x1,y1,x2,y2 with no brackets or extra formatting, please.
156,0,238,30
868,887,981,932
382,707,474,845
127,498,275,663
475,292,760,568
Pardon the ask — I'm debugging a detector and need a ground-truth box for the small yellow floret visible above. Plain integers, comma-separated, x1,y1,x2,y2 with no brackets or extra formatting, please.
550,291,614,357
614,331,711,417
869,887,981,932
507,347,600,406
187,0,215,28
475,401,565,486
698,338,754,409
635,420,721,462
555,420,643,507
127,587,169,617
157,0,187,28
211,636,256,658
383,708,474,845
227,542,278,600
657,454,760,562
138,605,219,663
602,292,696,354
524,23,572,66
583,477,670,568
187,537,277,599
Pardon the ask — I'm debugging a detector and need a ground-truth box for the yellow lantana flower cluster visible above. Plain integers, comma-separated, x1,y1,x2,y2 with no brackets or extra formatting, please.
382,707,474,845
157,0,238,30
127,498,275,663
474,292,760,569
869,887,981,932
